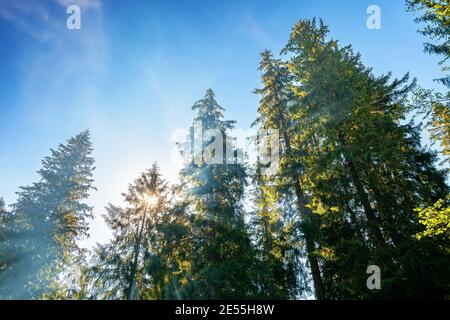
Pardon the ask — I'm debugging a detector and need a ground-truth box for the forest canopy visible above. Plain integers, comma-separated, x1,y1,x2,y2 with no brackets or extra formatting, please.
0,1,449,300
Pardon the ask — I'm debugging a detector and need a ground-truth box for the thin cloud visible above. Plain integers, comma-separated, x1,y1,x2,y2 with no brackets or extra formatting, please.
0,0,102,41
0,0,51,41
239,14,270,44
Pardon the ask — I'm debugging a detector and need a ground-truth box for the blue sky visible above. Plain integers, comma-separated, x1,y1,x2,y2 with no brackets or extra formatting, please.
0,0,446,247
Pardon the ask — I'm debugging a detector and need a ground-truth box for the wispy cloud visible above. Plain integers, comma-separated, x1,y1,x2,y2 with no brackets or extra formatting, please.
0,0,108,122
0,0,51,40
0,0,108,248
238,14,270,44
0,0,102,41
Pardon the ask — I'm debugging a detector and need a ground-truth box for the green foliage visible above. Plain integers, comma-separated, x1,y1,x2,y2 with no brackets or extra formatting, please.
1,14,449,301
253,47,324,299
0,198,5,213
415,195,450,239
410,87,449,244
406,0,450,86
87,163,169,299
0,131,95,299
250,166,307,298
175,89,259,299
412,88,450,164
254,18,450,299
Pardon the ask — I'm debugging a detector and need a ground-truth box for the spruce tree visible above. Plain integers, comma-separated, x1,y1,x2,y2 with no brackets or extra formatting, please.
176,89,258,298
88,163,169,299
250,163,305,298
280,18,450,298
406,0,450,250
406,0,449,87
254,50,324,299
0,131,95,299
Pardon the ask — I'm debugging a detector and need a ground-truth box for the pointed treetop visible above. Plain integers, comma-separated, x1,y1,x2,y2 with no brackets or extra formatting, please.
192,88,235,130
282,18,335,63
123,162,168,209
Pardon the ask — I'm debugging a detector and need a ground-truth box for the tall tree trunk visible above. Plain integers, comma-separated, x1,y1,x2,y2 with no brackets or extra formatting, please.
346,159,385,246
279,112,325,300
293,181,325,300
127,210,147,300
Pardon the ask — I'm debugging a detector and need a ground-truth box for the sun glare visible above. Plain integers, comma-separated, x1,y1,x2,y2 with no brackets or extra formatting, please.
146,195,158,207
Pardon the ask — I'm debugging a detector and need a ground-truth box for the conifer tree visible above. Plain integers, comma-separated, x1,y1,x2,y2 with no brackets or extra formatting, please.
176,89,258,298
254,50,324,299
406,0,450,247
250,164,305,298
411,89,450,241
251,18,450,298
88,163,169,299
406,0,449,86
0,131,95,299
280,18,449,298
